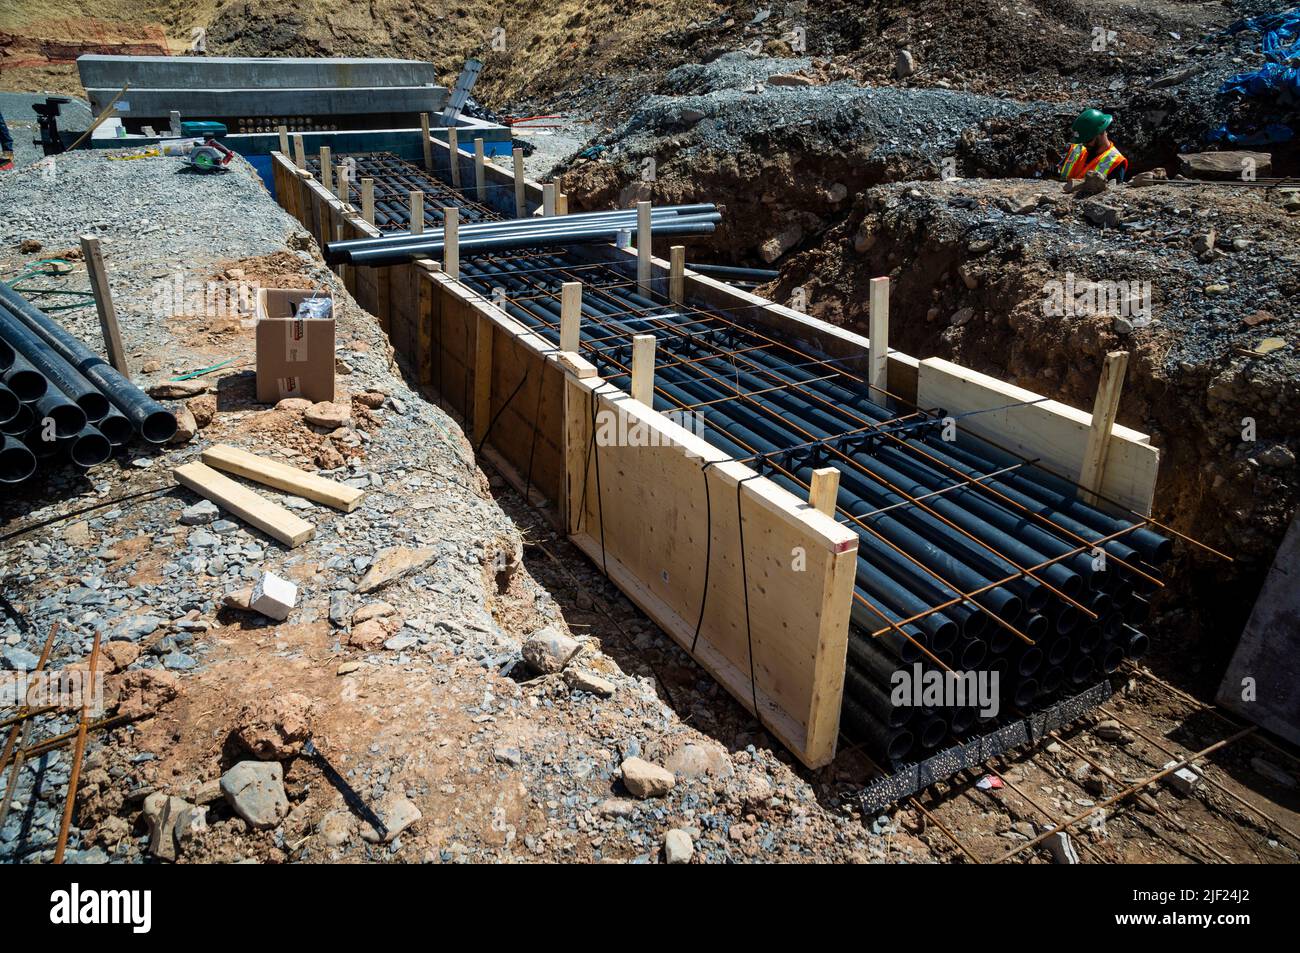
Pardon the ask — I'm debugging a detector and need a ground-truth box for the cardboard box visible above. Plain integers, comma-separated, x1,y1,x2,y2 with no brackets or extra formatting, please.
255,288,335,404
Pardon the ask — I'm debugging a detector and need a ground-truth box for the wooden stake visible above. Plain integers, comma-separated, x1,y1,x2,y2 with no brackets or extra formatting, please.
631,333,655,405
560,282,582,353
556,193,568,215
473,137,486,203
278,124,289,156
809,468,840,517
361,178,375,225
636,201,652,294
543,183,556,216
419,112,432,170
1079,351,1130,506
512,147,526,217
868,276,890,397
291,133,306,169
334,163,349,203
669,245,685,305
319,145,332,192
443,206,459,279
78,235,128,377
410,191,424,235
447,125,461,187
473,313,492,444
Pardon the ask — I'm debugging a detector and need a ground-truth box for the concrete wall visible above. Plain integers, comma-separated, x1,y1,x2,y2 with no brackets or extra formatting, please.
88,86,448,122
77,55,440,91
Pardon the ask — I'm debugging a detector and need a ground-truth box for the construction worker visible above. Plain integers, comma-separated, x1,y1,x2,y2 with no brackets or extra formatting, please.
0,109,13,169
1059,108,1128,183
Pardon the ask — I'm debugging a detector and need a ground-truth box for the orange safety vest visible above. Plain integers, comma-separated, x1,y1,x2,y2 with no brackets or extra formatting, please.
1059,143,1128,181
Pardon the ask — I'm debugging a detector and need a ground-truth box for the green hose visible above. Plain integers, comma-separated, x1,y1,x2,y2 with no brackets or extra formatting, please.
3,258,96,313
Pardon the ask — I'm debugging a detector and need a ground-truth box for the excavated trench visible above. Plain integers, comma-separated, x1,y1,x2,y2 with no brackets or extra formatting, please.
564,145,1299,695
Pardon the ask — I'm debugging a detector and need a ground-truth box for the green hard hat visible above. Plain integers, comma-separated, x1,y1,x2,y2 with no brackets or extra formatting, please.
1072,108,1114,143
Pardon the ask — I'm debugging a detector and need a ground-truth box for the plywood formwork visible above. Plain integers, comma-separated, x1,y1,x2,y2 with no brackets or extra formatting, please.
267,148,1164,768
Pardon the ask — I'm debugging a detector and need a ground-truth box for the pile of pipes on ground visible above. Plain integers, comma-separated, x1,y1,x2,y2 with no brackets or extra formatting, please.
323,205,721,267
0,285,177,486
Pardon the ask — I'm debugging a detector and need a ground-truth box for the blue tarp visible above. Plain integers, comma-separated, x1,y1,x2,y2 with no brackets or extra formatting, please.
1219,8,1300,100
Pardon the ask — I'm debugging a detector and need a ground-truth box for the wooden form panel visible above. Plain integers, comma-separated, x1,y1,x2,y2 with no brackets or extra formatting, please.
565,376,858,766
915,358,1158,515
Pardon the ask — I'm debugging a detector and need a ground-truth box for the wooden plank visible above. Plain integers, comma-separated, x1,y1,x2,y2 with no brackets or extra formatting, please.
79,235,129,377
809,467,840,517
361,178,375,225
669,245,685,305
473,310,493,444
202,444,365,512
630,334,655,405
419,112,432,170
447,125,461,188
173,462,315,547
1078,351,1130,507
916,356,1159,515
319,146,332,193
443,206,459,279
292,134,306,169
416,264,436,388
410,191,424,235
636,201,651,294
868,276,889,398
473,137,486,203
560,282,581,353
542,183,556,216
564,375,856,767
277,125,289,156
512,148,526,217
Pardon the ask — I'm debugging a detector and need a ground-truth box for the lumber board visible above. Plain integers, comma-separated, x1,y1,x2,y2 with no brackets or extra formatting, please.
916,357,1158,515
201,444,365,512
1078,351,1129,507
173,462,315,547
565,374,857,767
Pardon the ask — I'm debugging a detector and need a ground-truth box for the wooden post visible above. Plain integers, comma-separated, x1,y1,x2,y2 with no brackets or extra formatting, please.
443,206,459,279
419,112,432,171
278,125,289,156
473,314,493,444
631,334,655,405
410,191,424,235
809,468,840,517
636,201,652,295
1079,351,1130,506
512,147,525,217
79,235,129,377
560,282,582,353
291,134,306,169
361,178,375,225
473,138,486,203
334,163,349,203
318,145,332,193
669,245,685,305
868,276,890,397
556,193,568,215
542,183,556,216
447,125,461,188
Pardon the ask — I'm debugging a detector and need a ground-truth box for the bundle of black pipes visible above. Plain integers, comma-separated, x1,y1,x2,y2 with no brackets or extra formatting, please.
0,284,176,485
331,154,1171,767
324,205,722,268
454,250,1169,765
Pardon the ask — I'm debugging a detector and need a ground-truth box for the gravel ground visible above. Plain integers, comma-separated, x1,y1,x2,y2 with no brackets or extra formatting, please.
0,149,912,864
